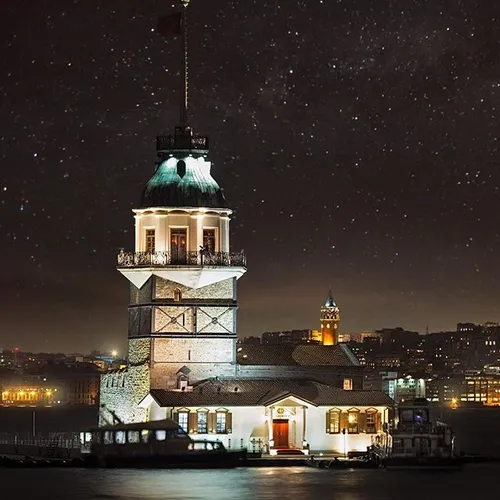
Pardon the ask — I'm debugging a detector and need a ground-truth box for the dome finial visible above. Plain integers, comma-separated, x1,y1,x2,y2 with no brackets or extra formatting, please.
325,287,336,307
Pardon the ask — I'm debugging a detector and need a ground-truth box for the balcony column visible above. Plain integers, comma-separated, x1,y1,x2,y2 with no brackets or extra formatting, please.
157,214,167,252
267,407,274,450
220,216,230,253
302,406,307,442
134,214,141,252
193,214,203,258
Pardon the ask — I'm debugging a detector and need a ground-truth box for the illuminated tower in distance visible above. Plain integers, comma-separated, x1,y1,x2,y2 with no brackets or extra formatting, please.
320,289,340,345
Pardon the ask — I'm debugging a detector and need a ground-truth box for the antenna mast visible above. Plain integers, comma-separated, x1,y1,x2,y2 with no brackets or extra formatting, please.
180,0,190,128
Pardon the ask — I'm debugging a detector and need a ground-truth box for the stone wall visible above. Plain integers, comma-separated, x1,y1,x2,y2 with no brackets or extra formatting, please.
155,277,235,300
151,337,237,389
154,305,194,334
150,362,237,390
99,338,152,425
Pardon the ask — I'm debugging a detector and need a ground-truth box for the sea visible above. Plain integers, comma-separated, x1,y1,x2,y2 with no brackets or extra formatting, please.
0,406,499,499
0,465,498,500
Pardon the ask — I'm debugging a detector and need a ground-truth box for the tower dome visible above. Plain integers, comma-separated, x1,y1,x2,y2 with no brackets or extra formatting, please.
140,155,227,209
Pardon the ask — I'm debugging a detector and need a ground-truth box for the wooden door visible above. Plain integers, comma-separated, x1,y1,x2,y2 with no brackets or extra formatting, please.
273,419,289,448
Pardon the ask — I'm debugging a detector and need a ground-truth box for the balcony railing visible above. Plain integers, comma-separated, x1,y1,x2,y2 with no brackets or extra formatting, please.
117,250,246,268
156,134,209,152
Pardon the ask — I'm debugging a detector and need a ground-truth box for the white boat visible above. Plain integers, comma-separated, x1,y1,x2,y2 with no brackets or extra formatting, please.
85,419,246,469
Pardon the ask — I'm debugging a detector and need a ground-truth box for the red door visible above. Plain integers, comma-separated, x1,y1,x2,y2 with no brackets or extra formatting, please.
273,419,289,448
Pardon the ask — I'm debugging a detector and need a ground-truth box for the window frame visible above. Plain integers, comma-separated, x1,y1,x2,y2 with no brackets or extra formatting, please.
216,411,227,434
366,409,377,434
347,408,360,434
177,411,189,433
197,410,208,434
145,228,156,253
327,408,341,434
202,228,218,252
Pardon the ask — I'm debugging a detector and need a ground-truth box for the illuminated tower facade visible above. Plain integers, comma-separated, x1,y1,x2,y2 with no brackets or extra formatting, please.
320,289,340,345
100,0,246,424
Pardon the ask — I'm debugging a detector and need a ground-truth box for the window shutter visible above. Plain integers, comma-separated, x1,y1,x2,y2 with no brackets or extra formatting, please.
325,411,330,433
359,412,367,433
188,412,198,433
376,412,382,432
340,411,348,433
226,412,233,433
208,412,216,433
172,411,179,423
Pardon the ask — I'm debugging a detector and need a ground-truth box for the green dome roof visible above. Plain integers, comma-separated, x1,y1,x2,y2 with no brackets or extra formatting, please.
140,156,227,209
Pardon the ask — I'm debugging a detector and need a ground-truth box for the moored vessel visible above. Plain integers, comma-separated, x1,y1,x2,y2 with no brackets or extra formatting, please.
371,399,462,470
84,419,246,469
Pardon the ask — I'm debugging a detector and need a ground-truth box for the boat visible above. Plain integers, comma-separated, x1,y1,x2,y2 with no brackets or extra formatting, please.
370,399,462,470
84,419,247,469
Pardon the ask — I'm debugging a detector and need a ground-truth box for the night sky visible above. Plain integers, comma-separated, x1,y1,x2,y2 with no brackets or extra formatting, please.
1,0,500,353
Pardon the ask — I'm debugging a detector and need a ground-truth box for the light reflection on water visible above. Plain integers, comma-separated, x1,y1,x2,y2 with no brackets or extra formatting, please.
0,465,499,500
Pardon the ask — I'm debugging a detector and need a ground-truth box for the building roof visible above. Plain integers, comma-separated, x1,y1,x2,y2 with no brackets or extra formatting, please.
148,378,393,408
140,156,227,209
236,344,360,366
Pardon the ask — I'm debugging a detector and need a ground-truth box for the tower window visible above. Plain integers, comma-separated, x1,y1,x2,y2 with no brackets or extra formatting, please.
173,288,182,302
203,229,216,252
171,228,187,263
145,229,155,253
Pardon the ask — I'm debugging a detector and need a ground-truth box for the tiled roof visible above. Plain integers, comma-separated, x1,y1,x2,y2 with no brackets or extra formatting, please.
236,344,360,366
149,378,393,408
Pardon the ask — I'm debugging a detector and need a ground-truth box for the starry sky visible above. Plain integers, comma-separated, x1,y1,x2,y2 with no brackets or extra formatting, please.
1,0,500,353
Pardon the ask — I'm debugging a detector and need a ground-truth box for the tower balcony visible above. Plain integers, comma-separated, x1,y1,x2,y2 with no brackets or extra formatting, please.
156,128,209,157
117,250,246,269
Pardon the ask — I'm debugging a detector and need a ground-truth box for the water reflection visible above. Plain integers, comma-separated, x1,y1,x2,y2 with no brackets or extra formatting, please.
0,465,499,500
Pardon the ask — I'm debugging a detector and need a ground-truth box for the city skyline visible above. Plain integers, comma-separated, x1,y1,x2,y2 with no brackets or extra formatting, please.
2,0,500,352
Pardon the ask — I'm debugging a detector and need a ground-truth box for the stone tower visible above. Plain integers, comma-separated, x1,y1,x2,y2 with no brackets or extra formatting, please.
99,0,246,424
320,289,340,345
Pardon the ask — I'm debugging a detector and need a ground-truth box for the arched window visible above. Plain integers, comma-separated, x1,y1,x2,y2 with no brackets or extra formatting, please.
173,288,182,302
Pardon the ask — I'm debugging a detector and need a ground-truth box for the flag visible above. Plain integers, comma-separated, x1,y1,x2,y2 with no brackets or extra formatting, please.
157,12,182,37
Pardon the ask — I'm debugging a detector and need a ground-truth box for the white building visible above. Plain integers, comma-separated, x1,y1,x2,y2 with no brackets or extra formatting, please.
99,0,394,455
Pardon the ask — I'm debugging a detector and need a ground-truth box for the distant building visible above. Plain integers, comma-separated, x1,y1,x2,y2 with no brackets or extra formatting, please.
261,330,316,345
240,336,261,345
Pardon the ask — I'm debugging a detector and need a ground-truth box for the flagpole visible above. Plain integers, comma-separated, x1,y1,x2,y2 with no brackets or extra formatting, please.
180,0,190,127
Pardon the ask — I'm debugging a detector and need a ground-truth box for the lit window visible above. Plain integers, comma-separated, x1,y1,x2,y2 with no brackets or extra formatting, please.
343,378,353,390
366,412,377,433
203,229,216,252
328,410,340,433
348,411,359,434
216,412,227,433
178,412,189,433
197,412,208,434
145,229,155,253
